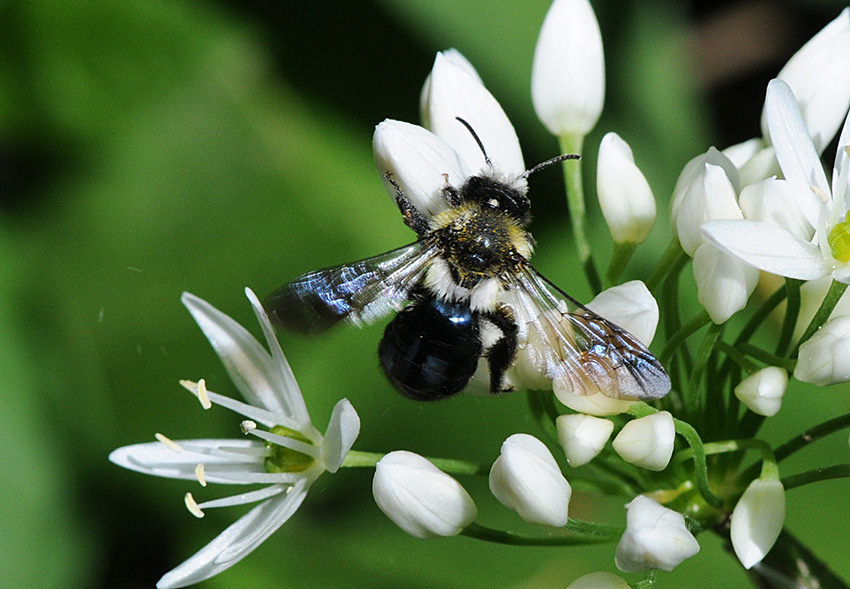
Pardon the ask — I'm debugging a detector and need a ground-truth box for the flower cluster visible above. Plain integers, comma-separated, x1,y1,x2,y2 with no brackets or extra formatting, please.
110,1,850,587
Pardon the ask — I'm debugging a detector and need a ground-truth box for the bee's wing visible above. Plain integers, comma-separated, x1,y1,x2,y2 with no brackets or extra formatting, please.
505,265,670,400
265,241,439,335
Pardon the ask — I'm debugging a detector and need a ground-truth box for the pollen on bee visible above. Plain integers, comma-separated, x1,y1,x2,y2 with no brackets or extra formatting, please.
155,433,183,453
184,492,205,518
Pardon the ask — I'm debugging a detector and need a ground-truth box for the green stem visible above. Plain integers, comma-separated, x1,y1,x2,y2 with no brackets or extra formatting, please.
774,412,850,463
605,241,637,288
777,278,802,357
686,322,723,418
526,389,560,444
782,464,850,490
791,279,849,357
659,310,710,365
714,340,760,374
461,520,619,546
560,133,602,294
627,403,723,508
341,450,488,476
737,343,796,371
646,239,684,292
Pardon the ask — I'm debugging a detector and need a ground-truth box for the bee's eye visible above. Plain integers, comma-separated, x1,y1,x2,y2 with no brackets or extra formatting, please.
462,176,530,220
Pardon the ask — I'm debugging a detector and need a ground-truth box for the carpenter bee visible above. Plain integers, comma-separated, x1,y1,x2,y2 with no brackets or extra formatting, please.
265,119,670,402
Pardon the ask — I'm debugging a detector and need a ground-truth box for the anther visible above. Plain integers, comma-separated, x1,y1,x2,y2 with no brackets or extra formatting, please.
195,463,207,487
155,433,183,452
184,492,205,518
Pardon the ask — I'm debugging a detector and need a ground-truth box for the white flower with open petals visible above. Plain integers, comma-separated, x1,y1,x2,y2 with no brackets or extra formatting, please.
109,289,360,588
703,79,850,284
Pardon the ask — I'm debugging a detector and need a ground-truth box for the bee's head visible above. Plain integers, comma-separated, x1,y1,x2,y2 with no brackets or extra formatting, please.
454,117,578,224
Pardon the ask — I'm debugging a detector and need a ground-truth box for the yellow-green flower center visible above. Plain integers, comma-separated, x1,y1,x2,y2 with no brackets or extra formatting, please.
828,211,850,263
264,425,316,473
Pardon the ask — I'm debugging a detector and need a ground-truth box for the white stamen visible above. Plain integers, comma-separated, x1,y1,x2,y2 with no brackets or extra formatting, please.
812,185,830,203
155,433,183,453
196,378,211,409
184,492,205,518
179,378,212,409
195,463,207,487
240,420,258,434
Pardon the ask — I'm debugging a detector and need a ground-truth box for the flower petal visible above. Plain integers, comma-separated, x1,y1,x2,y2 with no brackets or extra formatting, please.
693,242,759,324
109,439,262,482
373,119,464,220
767,8,850,154
730,478,786,569
321,398,361,473
245,288,312,424
420,48,482,130
702,219,831,280
585,280,658,346
423,51,525,178
765,79,830,226
182,292,290,417
157,480,310,588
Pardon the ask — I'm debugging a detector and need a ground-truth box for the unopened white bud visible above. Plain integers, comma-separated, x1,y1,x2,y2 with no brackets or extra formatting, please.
612,412,675,471
567,572,630,589
556,414,614,467
734,367,788,417
615,496,700,572
373,451,477,539
489,434,571,527
794,315,850,386
531,0,605,136
730,478,786,569
597,132,656,244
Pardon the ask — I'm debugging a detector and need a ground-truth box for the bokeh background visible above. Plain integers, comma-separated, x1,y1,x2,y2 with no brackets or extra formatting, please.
2,0,849,587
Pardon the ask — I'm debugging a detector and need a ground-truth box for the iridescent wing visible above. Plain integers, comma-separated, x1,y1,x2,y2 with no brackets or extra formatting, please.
265,241,439,335
504,265,670,400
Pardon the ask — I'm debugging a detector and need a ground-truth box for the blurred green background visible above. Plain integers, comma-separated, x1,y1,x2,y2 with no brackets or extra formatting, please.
2,0,849,587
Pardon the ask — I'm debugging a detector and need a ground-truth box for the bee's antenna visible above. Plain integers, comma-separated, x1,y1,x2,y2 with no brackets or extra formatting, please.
521,154,580,179
455,117,493,168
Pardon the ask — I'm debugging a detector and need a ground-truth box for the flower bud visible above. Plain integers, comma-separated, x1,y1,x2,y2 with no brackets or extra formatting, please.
612,412,675,471
489,434,571,527
673,161,742,257
556,414,614,467
730,478,786,569
586,280,659,346
531,0,605,136
693,242,759,324
373,451,477,539
794,315,850,386
373,119,465,219
671,147,740,227
567,572,630,589
615,495,700,572
734,367,788,417
761,8,850,154
597,132,656,244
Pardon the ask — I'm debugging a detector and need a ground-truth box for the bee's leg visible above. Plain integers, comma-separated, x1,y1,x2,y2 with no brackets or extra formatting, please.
384,171,431,237
482,305,518,393
440,173,462,207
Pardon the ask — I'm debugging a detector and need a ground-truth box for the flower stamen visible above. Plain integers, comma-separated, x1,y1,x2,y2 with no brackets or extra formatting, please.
195,463,207,487
155,433,183,453
184,492,204,518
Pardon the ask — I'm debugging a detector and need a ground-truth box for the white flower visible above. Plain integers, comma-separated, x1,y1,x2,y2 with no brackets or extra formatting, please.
567,572,630,589
531,0,605,137
761,8,850,155
734,367,788,417
612,411,675,471
555,281,660,416
794,315,850,385
702,79,850,284
489,434,572,526
109,289,360,588
597,132,656,244
556,414,614,467
615,495,700,572
693,241,759,324
373,450,477,539
671,147,741,242
374,50,525,228
730,478,786,569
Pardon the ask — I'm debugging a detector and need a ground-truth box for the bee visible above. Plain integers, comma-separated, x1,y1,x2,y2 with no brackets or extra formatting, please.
265,119,670,402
